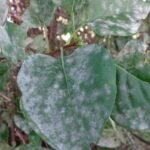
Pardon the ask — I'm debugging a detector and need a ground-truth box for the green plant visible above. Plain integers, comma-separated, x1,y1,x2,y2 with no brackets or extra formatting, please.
0,0,150,150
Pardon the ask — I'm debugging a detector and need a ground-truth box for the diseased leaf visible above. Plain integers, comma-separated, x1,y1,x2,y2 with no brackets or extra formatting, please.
0,26,11,51
89,14,142,36
116,39,150,82
1,22,27,63
22,0,57,27
61,0,150,35
112,66,150,130
17,44,116,150
0,0,8,26
112,39,150,130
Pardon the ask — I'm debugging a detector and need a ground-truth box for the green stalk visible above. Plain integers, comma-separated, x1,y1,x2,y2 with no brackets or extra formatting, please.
60,47,71,97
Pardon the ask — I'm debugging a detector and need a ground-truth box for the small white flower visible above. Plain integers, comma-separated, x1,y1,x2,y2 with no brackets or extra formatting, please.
61,33,71,42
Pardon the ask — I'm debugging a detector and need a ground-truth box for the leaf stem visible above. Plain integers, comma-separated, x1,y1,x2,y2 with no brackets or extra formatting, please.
60,47,70,97
43,26,50,53
71,0,76,33
109,117,125,143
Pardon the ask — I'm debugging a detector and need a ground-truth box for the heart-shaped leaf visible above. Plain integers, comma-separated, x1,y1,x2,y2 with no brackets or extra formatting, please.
17,44,116,150
112,66,150,130
112,39,150,130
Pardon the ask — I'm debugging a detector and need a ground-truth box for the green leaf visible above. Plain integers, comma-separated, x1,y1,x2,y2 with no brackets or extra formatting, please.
26,36,49,53
1,22,27,63
0,61,10,91
89,14,142,36
112,39,150,130
22,0,57,27
0,26,11,51
17,44,116,150
28,131,41,146
61,0,150,23
116,39,150,82
0,0,8,26
112,66,150,130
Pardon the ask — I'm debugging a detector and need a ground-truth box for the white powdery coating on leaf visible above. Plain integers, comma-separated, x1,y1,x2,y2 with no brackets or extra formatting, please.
0,0,8,25
17,45,116,150
130,108,150,130
103,54,110,61
115,107,150,130
104,84,112,95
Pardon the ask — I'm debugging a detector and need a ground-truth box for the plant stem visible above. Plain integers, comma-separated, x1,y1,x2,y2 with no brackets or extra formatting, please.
0,92,11,102
60,47,70,97
109,117,125,144
71,0,76,33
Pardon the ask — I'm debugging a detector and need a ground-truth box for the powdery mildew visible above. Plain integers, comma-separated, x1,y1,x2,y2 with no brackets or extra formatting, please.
17,44,116,150
112,67,150,130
